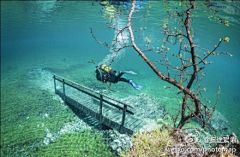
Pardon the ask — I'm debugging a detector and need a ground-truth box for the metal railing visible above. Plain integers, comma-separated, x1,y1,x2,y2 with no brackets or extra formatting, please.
53,74,134,133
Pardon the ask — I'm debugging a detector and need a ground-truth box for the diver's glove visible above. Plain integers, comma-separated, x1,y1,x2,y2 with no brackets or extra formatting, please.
129,80,143,90
120,71,137,75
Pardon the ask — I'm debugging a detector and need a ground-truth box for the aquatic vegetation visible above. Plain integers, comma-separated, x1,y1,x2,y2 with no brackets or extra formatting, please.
1,75,94,156
124,127,174,157
124,125,238,157
224,36,230,42
178,53,182,58
224,20,229,26
163,19,168,29
36,131,115,157
103,130,132,156
145,37,151,44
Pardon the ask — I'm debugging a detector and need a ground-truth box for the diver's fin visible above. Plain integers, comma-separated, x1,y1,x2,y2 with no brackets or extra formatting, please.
120,71,137,75
129,80,143,90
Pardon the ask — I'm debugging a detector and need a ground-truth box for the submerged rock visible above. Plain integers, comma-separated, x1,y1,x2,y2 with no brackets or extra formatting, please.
208,110,231,135
103,130,132,156
193,110,231,136
43,129,59,145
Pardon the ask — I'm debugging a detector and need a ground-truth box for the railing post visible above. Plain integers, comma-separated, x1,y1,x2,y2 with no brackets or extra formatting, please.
53,75,56,94
120,105,127,133
99,94,103,128
63,79,66,103
53,74,135,134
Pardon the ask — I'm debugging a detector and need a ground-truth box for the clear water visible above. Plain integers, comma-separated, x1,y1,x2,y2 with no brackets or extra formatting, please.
1,1,240,156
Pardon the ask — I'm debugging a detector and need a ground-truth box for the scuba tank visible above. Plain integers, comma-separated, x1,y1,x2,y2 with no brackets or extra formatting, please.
100,64,111,73
95,64,111,83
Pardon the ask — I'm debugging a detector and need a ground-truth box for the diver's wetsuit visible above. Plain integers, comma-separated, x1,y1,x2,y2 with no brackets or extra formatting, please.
95,66,129,83
95,64,143,90
109,72,129,83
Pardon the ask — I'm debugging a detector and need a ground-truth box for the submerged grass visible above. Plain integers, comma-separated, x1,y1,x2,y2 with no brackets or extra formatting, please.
124,127,174,157
124,126,238,157
37,131,115,157
1,72,116,156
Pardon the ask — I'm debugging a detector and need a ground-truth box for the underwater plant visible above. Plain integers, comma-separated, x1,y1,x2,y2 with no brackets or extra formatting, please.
124,127,174,157
36,131,115,157
90,0,233,130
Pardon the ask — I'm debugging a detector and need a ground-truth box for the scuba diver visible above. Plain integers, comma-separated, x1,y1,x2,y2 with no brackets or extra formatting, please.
95,64,143,90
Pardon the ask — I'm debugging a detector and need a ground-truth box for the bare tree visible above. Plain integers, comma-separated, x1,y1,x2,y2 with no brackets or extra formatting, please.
91,0,232,129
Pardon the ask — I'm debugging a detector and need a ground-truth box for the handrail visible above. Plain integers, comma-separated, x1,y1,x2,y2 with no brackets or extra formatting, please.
53,73,134,133
53,73,134,108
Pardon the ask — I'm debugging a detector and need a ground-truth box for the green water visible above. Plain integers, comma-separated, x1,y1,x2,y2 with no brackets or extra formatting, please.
1,1,240,156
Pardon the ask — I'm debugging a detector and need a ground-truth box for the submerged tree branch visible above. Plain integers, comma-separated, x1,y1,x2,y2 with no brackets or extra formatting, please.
126,0,223,129
128,0,201,115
